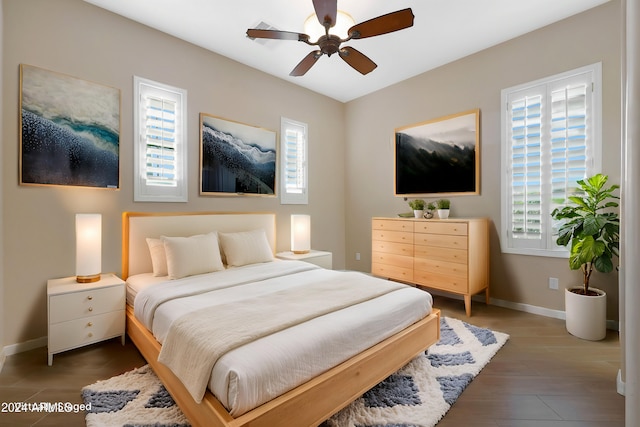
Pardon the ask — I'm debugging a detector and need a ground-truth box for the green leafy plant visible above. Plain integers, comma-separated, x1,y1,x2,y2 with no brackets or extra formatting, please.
408,199,425,210
426,202,436,211
436,199,450,209
551,174,619,295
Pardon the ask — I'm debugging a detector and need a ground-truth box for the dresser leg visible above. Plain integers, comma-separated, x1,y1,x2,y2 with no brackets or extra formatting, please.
464,295,472,317
121,334,126,346
48,353,53,366
485,287,490,305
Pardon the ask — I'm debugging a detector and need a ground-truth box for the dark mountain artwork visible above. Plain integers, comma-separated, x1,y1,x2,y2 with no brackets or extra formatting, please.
395,132,476,194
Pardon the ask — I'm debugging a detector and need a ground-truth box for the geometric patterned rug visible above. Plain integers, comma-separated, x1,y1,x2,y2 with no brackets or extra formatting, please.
326,317,509,426
81,317,508,427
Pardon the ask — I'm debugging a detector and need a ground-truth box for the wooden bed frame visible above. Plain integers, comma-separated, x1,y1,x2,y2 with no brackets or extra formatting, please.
122,211,440,427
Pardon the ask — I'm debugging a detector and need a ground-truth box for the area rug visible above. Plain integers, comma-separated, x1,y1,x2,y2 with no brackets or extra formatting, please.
82,317,508,427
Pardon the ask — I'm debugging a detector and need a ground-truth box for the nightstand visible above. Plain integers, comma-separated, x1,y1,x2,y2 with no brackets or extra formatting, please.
47,273,126,366
276,250,333,269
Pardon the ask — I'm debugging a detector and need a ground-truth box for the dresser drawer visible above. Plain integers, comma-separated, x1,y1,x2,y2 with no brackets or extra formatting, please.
48,310,125,353
49,285,125,324
414,245,467,264
414,233,467,250
415,258,468,279
372,263,413,282
414,271,468,293
372,219,413,232
372,251,413,269
372,240,413,256
414,221,467,236
372,229,414,244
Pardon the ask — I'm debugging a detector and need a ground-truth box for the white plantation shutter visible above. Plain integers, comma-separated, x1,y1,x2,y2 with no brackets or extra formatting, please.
144,97,176,186
501,63,601,257
280,117,308,204
134,77,187,202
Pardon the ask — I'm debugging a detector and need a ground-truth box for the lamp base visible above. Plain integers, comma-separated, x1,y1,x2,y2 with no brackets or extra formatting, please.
76,274,100,283
292,250,310,254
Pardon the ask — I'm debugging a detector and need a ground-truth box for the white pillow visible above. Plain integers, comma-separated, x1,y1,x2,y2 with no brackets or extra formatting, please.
161,232,225,279
146,237,168,277
219,229,274,267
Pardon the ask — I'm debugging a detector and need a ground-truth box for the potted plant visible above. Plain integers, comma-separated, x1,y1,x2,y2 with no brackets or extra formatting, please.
436,199,451,219
408,199,426,218
550,174,619,340
424,202,436,219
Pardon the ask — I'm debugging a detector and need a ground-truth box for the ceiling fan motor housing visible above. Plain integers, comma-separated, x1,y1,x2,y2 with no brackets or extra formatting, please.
319,35,342,56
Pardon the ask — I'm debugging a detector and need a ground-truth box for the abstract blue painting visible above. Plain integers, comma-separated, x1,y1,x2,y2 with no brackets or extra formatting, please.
200,114,276,196
20,64,120,188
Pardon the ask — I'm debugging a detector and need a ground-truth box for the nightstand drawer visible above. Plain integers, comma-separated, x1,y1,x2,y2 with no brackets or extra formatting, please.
48,310,125,353
50,285,125,324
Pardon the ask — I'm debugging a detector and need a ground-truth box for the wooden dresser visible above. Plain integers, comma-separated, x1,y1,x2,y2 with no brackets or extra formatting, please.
372,217,489,316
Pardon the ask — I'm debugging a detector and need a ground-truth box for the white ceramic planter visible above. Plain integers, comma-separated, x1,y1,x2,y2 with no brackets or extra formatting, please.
413,210,424,218
565,286,607,341
437,209,450,219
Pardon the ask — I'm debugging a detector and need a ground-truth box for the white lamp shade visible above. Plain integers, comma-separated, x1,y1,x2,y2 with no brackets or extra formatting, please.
291,214,311,254
76,214,102,283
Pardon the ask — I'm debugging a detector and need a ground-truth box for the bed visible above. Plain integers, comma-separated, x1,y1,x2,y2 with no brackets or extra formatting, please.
122,211,440,427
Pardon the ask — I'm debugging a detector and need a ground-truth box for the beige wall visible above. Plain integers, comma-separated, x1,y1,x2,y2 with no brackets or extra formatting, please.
2,0,346,346
344,1,622,318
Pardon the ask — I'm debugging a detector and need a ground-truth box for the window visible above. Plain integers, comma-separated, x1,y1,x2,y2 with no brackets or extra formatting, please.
280,117,308,204
501,63,602,257
134,76,187,202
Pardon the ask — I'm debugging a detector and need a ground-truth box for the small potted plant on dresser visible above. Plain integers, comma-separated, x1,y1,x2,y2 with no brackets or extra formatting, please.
551,174,619,341
408,199,426,218
436,199,451,219
424,202,436,219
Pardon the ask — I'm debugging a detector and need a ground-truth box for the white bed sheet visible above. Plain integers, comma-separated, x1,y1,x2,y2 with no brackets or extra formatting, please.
130,261,433,416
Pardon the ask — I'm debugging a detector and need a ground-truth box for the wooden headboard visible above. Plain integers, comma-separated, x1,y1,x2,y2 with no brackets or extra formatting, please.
122,211,277,279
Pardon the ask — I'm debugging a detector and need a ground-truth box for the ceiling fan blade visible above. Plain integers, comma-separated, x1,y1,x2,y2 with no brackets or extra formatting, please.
312,0,337,28
290,51,322,76
348,8,414,39
339,46,377,75
246,29,309,42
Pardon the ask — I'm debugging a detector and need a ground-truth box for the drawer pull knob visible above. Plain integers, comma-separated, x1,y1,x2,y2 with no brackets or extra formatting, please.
87,322,93,327
88,296,93,301
88,307,93,312
88,333,93,338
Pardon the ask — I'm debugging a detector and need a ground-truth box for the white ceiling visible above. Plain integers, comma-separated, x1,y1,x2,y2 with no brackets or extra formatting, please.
84,0,609,103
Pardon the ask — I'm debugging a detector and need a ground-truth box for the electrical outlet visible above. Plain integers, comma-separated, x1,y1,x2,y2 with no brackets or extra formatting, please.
549,277,559,290
355,252,361,261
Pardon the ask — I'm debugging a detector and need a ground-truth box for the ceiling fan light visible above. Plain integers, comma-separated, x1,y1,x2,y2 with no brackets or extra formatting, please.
304,10,355,42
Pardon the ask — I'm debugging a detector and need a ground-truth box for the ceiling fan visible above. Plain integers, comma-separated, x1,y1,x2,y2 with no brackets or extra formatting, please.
246,0,414,76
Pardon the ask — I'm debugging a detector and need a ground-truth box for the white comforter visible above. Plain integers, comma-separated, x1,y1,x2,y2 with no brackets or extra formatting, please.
133,261,433,416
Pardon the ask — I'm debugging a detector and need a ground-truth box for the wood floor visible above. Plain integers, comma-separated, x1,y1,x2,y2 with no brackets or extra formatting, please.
0,295,624,426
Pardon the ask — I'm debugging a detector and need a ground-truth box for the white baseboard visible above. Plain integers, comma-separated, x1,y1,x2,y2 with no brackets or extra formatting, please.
3,336,46,357
428,290,620,331
617,369,626,396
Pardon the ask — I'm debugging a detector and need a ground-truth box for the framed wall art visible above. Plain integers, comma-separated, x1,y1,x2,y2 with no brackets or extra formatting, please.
395,109,480,196
200,113,277,196
19,64,120,189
